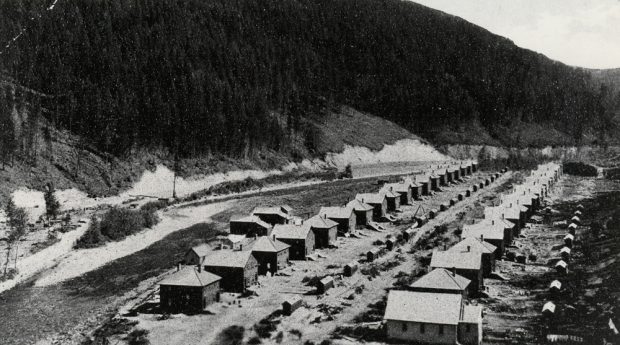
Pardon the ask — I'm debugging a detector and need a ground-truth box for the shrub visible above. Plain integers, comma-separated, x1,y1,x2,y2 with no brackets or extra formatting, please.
563,161,597,176
247,336,262,345
126,329,150,345
216,325,245,345
74,207,160,249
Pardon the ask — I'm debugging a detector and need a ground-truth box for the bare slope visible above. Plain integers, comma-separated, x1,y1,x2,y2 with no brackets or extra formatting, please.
0,106,417,204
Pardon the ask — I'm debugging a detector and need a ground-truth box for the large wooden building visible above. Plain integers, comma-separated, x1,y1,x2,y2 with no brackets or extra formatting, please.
184,244,212,266
384,290,483,345
203,250,258,293
159,266,221,313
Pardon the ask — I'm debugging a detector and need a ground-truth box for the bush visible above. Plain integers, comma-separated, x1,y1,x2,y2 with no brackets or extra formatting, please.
247,336,262,345
74,207,160,249
126,329,150,345
216,325,245,345
563,161,597,176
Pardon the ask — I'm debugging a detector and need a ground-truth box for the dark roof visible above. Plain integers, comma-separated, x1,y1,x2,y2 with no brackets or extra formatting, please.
230,215,272,229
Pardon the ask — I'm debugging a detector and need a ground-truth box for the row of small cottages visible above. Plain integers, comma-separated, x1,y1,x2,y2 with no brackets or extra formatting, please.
383,163,562,345
160,161,479,313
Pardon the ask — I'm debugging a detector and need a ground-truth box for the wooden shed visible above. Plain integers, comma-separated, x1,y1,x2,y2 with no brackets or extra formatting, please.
344,261,358,277
549,280,562,293
282,297,302,316
440,203,449,212
450,198,457,206
564,234,574,248
428,209,437,219
317,276,334,294
402,228,415,241
367,248,382,262
457,193,464,201
159,267,221,313
472,185,478,192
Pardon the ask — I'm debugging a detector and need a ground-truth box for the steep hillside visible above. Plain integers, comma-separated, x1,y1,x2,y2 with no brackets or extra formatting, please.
0,104,418,203
0,0,615,163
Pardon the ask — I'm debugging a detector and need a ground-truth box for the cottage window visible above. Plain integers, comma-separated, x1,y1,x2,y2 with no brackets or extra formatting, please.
420,324,425,334
402,323,407,332
438,325,444,335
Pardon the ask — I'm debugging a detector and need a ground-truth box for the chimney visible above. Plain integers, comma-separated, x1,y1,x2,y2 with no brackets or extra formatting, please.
324,213,327,219
273,234,276,241
240,244,243,251
480,234,484,241
197,264,202,273
467,246,471,252
502,213,505,219
492,220,495,225
177,263,181,272
452,267,456,276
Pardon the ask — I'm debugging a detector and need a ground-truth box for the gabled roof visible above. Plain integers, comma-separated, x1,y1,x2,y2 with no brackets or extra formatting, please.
306,214,339,229
384,290,463,325
410,268,470,291
430,250,482,270
319,206,353,219
272,223,313,240
251,236,290,253
226,234,247,244
204,250,254,268
461,221,505,241
346,199,374,212
189,244,212,258
230,215,272,229
160,267,221,287
449,237,497,254
356,193,386,205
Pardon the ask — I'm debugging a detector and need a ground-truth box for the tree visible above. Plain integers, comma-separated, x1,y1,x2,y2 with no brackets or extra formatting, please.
3,201,27,276
44,183,61,219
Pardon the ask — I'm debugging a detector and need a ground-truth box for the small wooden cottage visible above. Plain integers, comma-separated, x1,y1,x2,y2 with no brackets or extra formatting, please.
184,244,212,266
343,261,358,277
252,206,292,225
356,193,388,220
159,266,222,313
346,199,374,227
203,250,258,293
306,214,338,248
319,206,356,234
251,236,290,275
271,223,315,260
430,250,483,293
230,215,273,237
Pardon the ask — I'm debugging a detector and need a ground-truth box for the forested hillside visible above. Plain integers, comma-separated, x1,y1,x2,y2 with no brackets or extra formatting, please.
0,0,618,163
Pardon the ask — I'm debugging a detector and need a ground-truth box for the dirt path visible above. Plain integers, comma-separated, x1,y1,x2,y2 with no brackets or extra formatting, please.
129,171,512,345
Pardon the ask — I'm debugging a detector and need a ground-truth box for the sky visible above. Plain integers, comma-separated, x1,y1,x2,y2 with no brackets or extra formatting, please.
410,0,620,69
